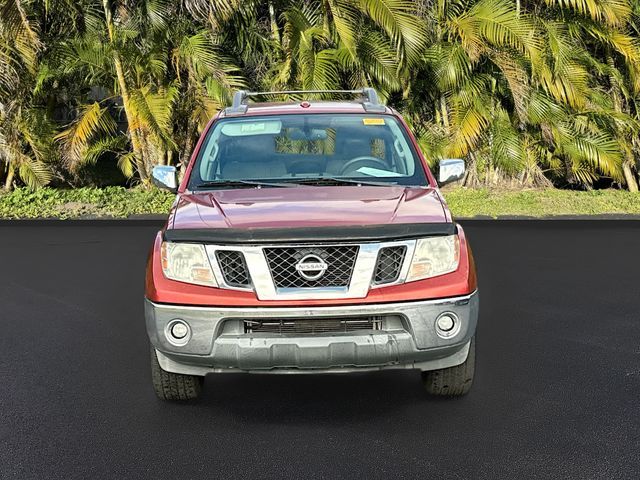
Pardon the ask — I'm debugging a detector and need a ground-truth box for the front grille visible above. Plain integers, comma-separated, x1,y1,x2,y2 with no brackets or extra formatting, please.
373,246,407,284
215,250,251,287
264,246,359,288
244,316,383,334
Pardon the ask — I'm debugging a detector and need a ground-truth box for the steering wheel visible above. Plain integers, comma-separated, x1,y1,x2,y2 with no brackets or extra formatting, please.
339,156,389,176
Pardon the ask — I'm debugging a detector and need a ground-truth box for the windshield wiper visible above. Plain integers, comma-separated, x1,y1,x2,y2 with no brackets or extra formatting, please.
285,176,397,187
193,180,297,190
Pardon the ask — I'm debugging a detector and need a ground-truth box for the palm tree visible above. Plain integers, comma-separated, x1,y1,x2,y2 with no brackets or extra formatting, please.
403,0,547,186
535,0,640,190
261,0,427,95
0,0,53,190
53,0,245,181
403,0,640,190
3,0,640,191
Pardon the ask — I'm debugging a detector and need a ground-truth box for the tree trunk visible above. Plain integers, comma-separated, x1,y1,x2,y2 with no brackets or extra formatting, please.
622,162,638,192
4,166,15,191
140,130,156,176
440,96,449,128
113,54,148,181
462,153,477,186
102,0,148,182
181,131,195,170
562,157,576,186
268,2,281,45
605,54,636,192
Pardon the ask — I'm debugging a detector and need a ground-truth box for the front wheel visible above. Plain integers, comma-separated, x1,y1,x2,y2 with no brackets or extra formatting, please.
150,347,204,401
421,336,475,397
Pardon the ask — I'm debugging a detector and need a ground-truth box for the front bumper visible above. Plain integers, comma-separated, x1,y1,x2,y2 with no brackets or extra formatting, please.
145,291,478,375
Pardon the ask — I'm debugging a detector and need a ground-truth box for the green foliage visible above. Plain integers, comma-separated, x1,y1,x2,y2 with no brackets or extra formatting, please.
1,186,639,218
402,0,640,189
1,0,640,192
443,187,640,217
0,187,174,218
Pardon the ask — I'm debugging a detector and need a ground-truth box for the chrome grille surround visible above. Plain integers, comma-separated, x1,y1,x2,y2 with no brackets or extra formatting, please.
205,239,416,300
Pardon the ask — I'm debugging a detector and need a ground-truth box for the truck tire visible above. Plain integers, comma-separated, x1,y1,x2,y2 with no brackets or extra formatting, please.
150,347,204,401
421,336,475,397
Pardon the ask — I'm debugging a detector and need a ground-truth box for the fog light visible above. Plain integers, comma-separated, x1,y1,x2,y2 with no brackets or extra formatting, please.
171,322,189,339
166,319,191,345
435,312,459,338
437,315,455,331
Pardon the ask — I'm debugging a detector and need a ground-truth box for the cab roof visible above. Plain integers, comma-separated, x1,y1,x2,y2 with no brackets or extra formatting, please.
220,88,392,118
219,100,393,118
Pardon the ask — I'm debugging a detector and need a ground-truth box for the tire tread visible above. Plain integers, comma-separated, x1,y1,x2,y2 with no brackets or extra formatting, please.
150,347,203,401
422,336,475,397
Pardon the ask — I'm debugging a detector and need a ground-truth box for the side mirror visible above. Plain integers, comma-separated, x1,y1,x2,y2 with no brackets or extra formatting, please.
438,159,465,186
151,165,178,193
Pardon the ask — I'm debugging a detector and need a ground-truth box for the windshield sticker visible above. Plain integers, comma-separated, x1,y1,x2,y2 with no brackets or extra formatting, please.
362,118,386,126
241,123,266,133
220,121,282,136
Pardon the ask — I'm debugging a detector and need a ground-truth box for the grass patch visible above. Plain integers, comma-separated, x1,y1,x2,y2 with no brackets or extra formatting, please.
0,187,174,219
1,186,639,219
443,187,640,218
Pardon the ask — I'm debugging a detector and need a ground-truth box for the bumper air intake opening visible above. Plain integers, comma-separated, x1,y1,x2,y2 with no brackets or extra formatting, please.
243,316,384,335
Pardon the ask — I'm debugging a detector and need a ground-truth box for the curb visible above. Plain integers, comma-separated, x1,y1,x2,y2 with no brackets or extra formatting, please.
0,217,167,225
457,214,640,220
2,215,640,225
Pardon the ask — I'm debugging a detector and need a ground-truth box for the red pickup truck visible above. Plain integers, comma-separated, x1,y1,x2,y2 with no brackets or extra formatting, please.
145,89,478,401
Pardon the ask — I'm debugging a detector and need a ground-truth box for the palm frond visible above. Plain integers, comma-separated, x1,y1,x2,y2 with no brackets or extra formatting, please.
117,151,136,178
585,23,640,63
488,50,531,120
447,96,491,157
17,156,52,189
357,0,427,63
526,90,567,125
128,85,178,147
325,0,359,57
83,135,129,165
356,30,401,90
141,0,170,30
425,43,473,91
0,0,42,71
489,108,526,174
450,0,542,62
544,0,631,27
55,102,116,170
183,0,242,24
556,124,623,179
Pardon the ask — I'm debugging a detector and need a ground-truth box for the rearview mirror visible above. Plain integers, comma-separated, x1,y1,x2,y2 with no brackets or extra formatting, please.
438,159,465,186
151,165,178,193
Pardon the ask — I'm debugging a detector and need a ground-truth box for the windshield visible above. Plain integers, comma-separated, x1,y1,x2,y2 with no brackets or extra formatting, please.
188,114,429,189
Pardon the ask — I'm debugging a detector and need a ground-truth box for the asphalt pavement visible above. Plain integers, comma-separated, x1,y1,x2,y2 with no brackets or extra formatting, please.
0,220,638,479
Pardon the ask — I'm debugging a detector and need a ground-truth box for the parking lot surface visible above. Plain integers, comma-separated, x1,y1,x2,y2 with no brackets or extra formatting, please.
0,220,638,479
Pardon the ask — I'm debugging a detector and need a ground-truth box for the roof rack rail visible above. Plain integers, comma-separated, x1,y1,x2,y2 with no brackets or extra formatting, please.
225,88,386,115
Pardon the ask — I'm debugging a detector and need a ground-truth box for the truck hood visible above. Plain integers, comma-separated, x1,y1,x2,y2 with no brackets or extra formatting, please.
169,186,449,230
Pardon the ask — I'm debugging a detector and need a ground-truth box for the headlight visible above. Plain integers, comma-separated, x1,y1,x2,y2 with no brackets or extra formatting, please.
406,235,460,282
161,242,217,287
